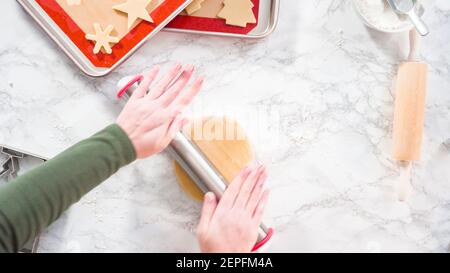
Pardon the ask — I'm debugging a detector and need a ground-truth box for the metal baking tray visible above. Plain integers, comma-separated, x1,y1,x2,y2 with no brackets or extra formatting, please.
165,0,280,38
16,0,193,77
0,144,48,253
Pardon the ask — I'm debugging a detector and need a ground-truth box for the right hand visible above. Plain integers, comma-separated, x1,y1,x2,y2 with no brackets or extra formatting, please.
197,165,270,253
117,63,203,159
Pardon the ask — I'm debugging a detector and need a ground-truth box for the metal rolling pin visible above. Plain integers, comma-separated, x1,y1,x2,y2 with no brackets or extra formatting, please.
116,75,273,251
166,132,272,246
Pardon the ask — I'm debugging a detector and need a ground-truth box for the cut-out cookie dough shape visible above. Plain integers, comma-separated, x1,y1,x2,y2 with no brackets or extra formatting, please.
218,0,256,27
185,0,205,15
85,24,120,54
113,0,154,30
67,0,81,6
174,117,253,201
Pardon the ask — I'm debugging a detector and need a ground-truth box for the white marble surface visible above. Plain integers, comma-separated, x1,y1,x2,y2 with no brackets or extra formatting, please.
0,0,449,252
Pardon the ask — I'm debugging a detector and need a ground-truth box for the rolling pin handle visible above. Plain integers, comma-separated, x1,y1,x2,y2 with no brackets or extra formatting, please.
408,29,421,62
117,75,143,99
252,228,274,252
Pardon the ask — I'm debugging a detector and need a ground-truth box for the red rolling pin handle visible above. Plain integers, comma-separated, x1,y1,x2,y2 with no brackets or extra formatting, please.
117,74,143,98
252,228,274,252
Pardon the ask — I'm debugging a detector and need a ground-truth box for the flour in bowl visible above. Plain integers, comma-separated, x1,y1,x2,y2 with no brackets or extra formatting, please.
354,0,409,30
353,0,430,31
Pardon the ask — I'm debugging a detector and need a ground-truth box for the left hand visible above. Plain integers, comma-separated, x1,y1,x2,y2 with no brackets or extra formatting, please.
117,63,204,159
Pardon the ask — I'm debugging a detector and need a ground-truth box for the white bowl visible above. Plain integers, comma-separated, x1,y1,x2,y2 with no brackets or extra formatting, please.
352,0,432,33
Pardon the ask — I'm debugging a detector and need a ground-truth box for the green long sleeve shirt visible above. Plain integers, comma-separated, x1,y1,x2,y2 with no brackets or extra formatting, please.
0,124,136,253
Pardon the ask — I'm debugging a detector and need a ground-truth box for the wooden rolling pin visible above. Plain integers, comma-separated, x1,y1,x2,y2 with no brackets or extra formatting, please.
392,29,428,201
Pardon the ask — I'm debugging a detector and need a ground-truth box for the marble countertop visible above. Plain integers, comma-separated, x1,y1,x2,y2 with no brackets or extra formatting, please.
1,0,449,252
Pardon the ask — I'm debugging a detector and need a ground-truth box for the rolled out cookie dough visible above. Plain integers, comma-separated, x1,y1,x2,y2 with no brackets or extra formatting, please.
174,117,253,201
67,0,82,6
56,0,163,40
180,0,224,18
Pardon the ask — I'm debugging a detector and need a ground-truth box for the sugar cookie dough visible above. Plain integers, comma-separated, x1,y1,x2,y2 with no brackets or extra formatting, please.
174,117,253,201
56,0,163,41
67,0,81,6
185,0,205,15
181,0,223,18
85,23,120,54
218,0,256,27
113,0,154,30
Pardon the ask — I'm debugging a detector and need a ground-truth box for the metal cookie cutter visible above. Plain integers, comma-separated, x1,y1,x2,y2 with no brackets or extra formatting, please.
0,147,25,180
0,145,47,253
116,75,274,252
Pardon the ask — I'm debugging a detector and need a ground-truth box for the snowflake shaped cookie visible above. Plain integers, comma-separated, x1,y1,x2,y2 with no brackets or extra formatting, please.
85,24,120,54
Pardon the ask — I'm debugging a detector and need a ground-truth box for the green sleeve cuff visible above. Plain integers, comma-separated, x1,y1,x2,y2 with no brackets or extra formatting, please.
108,124,137,165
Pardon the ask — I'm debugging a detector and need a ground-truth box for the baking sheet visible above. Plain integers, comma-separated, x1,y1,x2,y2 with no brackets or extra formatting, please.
165,0,279,38
17,0,193,76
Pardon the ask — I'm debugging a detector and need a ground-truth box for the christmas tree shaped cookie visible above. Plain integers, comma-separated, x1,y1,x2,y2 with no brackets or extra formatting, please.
218,0,256,27
113,0,154,30
85,24,120,54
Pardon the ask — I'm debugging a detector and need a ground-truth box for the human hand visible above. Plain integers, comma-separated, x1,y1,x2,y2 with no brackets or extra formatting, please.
197,165,270,253
117,63,203,159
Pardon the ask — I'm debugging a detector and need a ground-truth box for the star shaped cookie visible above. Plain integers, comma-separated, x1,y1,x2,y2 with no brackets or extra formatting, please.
113,0,154,30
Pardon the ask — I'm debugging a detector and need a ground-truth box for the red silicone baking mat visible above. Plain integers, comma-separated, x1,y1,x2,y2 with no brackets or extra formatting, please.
35,0,188,68
166,0,259,35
